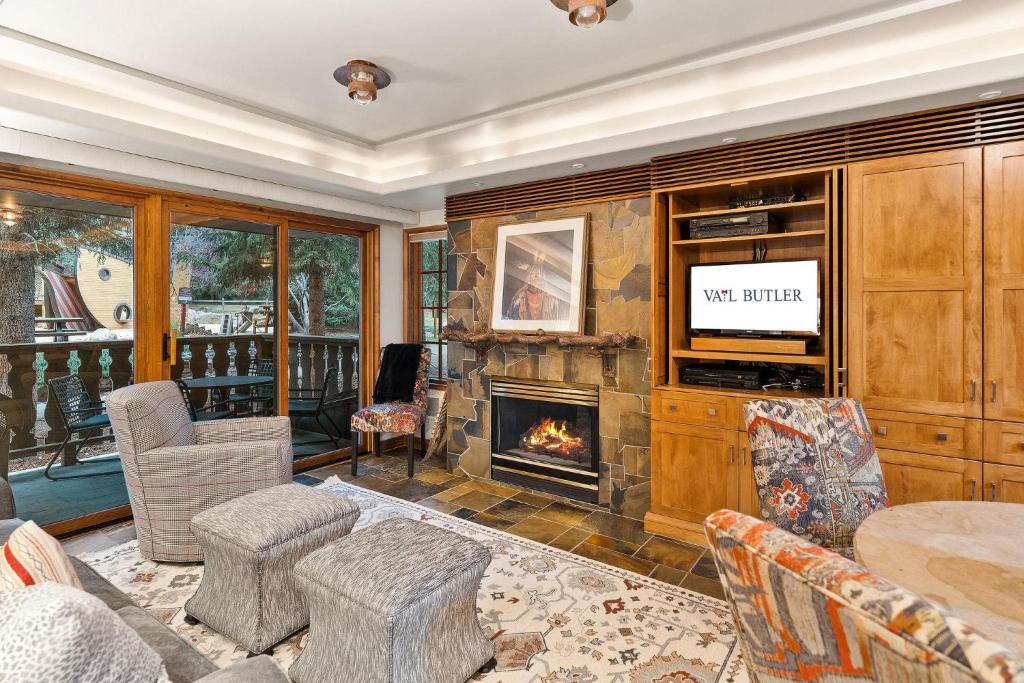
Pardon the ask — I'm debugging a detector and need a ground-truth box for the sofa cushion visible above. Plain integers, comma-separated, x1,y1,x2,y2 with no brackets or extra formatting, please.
70,557,133,612
0,518,23,545
0,521,81,592
0,582,165,683
117,604,217,683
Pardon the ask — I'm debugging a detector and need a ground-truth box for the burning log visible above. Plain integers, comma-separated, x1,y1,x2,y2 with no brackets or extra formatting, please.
519,417,590,461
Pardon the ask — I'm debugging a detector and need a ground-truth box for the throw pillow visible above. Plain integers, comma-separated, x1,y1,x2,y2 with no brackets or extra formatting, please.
0,582,165,682
0,520,82,592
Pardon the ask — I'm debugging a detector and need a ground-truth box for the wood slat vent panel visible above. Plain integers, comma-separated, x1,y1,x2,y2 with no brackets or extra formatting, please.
446,163,650,221
652,96,1024,188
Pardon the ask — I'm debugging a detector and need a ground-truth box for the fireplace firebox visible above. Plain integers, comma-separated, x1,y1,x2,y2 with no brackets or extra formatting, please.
490,377,599,504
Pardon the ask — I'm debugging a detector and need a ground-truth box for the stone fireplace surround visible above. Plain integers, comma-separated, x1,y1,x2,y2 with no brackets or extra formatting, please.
445,198,652,521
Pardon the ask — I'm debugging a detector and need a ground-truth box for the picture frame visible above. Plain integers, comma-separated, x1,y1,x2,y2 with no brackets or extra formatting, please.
490,215,589,334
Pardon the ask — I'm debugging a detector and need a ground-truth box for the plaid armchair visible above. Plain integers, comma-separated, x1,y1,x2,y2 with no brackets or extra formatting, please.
705,510,1024,683
106,381,292,562
0,477,14,520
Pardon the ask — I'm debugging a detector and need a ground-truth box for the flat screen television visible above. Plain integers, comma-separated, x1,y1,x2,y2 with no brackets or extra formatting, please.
688,259,821,337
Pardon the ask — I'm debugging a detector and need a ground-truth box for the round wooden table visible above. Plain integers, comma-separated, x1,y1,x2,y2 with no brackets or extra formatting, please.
854,502,1024,655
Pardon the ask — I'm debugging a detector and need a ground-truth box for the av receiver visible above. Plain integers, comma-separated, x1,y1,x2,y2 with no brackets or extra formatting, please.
688,211,778,240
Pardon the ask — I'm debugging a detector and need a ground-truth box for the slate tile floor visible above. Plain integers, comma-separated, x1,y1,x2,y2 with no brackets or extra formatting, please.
62,450,725,601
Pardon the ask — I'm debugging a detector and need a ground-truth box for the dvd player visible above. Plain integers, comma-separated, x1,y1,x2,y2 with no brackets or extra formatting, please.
681,364,767,390
688,211,778,240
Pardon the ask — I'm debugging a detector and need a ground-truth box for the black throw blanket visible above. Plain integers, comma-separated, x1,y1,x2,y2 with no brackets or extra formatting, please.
373,343,424,404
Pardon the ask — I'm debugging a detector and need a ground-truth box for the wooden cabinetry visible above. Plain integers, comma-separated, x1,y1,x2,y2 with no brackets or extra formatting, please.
847,149,983,418
984,141,1024,421
878,450,982,505
982,463,1024,503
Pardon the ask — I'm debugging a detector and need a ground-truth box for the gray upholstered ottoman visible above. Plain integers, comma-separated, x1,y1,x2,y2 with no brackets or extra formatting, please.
184,483,360,655
289,517,494,683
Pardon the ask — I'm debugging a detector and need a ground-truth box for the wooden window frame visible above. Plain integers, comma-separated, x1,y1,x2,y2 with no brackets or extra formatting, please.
403,226,448,387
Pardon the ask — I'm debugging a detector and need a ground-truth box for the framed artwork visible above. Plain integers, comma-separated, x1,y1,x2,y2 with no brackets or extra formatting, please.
490,215,589,334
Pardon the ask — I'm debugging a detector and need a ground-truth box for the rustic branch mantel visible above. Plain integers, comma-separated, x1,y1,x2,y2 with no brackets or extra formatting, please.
442,326,635,355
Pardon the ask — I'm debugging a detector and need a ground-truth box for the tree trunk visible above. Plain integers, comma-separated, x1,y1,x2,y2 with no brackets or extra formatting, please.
0,243,36,345
308,267,326,336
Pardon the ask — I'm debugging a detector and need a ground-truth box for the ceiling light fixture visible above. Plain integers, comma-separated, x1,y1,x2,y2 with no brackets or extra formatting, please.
572,163,586,169
333,60,391,105
978,90,1003,101
550,0,618,29
721,136,738,143
472,182,484,188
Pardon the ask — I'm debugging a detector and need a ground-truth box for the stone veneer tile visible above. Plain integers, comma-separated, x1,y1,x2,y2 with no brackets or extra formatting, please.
458,436,492,479
535,501,591,526
572,542,656,576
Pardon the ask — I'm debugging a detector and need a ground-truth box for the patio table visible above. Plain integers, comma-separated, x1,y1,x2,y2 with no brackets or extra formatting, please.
181,376,273,391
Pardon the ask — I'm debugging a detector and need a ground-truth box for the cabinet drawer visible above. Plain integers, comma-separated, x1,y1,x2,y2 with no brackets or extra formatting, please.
983,421,1024,466
865,410,981,460
878,449,982,505
654,392,735,429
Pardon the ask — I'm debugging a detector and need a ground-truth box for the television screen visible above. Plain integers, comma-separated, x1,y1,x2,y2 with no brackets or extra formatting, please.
689,259,820,336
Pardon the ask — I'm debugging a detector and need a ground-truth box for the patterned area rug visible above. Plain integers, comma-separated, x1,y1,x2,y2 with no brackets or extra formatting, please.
79,478,747,682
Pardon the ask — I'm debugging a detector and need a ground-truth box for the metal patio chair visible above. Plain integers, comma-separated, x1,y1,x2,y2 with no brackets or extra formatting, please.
288,367,346,448
175,380,232,422
45,375,117,480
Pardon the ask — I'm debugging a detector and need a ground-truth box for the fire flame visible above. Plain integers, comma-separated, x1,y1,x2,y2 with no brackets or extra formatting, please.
522,417,586,457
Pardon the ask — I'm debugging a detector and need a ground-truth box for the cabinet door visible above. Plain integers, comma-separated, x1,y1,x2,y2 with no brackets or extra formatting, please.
982,463,1024,503
650,421,738,525
847,149,983,418
737,441,761,518
984,142,1024,421
878,450,982,505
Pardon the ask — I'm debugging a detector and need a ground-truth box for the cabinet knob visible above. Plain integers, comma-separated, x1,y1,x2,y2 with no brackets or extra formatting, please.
876,426,888,436
707,407,717,416
667,404,678,412
936,432,948,442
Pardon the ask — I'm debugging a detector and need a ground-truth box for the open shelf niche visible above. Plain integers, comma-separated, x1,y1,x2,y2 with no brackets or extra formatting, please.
654,166,841,396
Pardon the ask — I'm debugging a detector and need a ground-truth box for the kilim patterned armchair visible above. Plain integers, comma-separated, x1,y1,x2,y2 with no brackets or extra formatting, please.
106,381,292,562
742,398,888,558
350,346,431,478
705,510,1024,683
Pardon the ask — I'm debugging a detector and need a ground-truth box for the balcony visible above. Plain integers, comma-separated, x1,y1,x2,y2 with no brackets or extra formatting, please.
1,333,359,527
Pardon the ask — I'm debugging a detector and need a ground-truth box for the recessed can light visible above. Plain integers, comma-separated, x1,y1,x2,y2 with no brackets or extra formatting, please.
472,182,483,188
979,90,1003,101
721,136,738,143
572,163,586,169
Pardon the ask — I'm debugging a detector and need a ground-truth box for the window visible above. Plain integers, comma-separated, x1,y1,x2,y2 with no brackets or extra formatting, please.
406,228,448,384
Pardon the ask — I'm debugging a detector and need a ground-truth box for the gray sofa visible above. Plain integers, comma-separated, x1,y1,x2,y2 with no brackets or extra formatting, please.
0,479,287,683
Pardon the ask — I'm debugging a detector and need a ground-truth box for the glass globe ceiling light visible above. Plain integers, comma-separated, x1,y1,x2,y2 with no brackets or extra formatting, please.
333,60,391,106
551,0,617,28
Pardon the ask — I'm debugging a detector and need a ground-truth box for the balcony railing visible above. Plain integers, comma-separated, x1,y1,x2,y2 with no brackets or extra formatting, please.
0,333,360,479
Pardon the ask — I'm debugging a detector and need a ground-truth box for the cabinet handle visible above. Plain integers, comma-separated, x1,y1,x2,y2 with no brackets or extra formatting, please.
667,404,677,412
728,445,735,465
837,367,847,393
969,479,977,501
990,483,998,502
741,447,747,466
970,379,977,402
707,407,717,416
991,380,998,403
876,425,888,437
936,432,948,443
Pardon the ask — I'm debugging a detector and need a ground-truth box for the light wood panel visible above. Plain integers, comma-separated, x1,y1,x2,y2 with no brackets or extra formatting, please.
982,463,1024,503
984,141,1024,421
878,450,982,505
847,148,983,418
865,409,982,460
983,421,1024,467
649,421,738,526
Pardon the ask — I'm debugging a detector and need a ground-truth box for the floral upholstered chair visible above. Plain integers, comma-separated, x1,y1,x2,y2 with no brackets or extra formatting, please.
742,398,888,558
705,509,1024,683
350,345,431,478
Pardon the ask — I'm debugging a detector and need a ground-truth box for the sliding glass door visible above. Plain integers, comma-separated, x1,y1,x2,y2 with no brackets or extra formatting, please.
168,210,279,423
286,227,363,460
1,187,136,529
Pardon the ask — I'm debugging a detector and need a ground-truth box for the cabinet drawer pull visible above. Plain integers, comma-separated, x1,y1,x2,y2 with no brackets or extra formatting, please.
707,407,717,417
969,479,977,501
970,379,977,402
936,432,948,443
990,483,998,502
876,425,888,437
991,380,998,403
667,404,678,412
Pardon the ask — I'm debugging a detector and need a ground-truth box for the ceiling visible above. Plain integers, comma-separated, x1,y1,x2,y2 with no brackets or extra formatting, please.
0,0,1022,222
0,0,920,145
